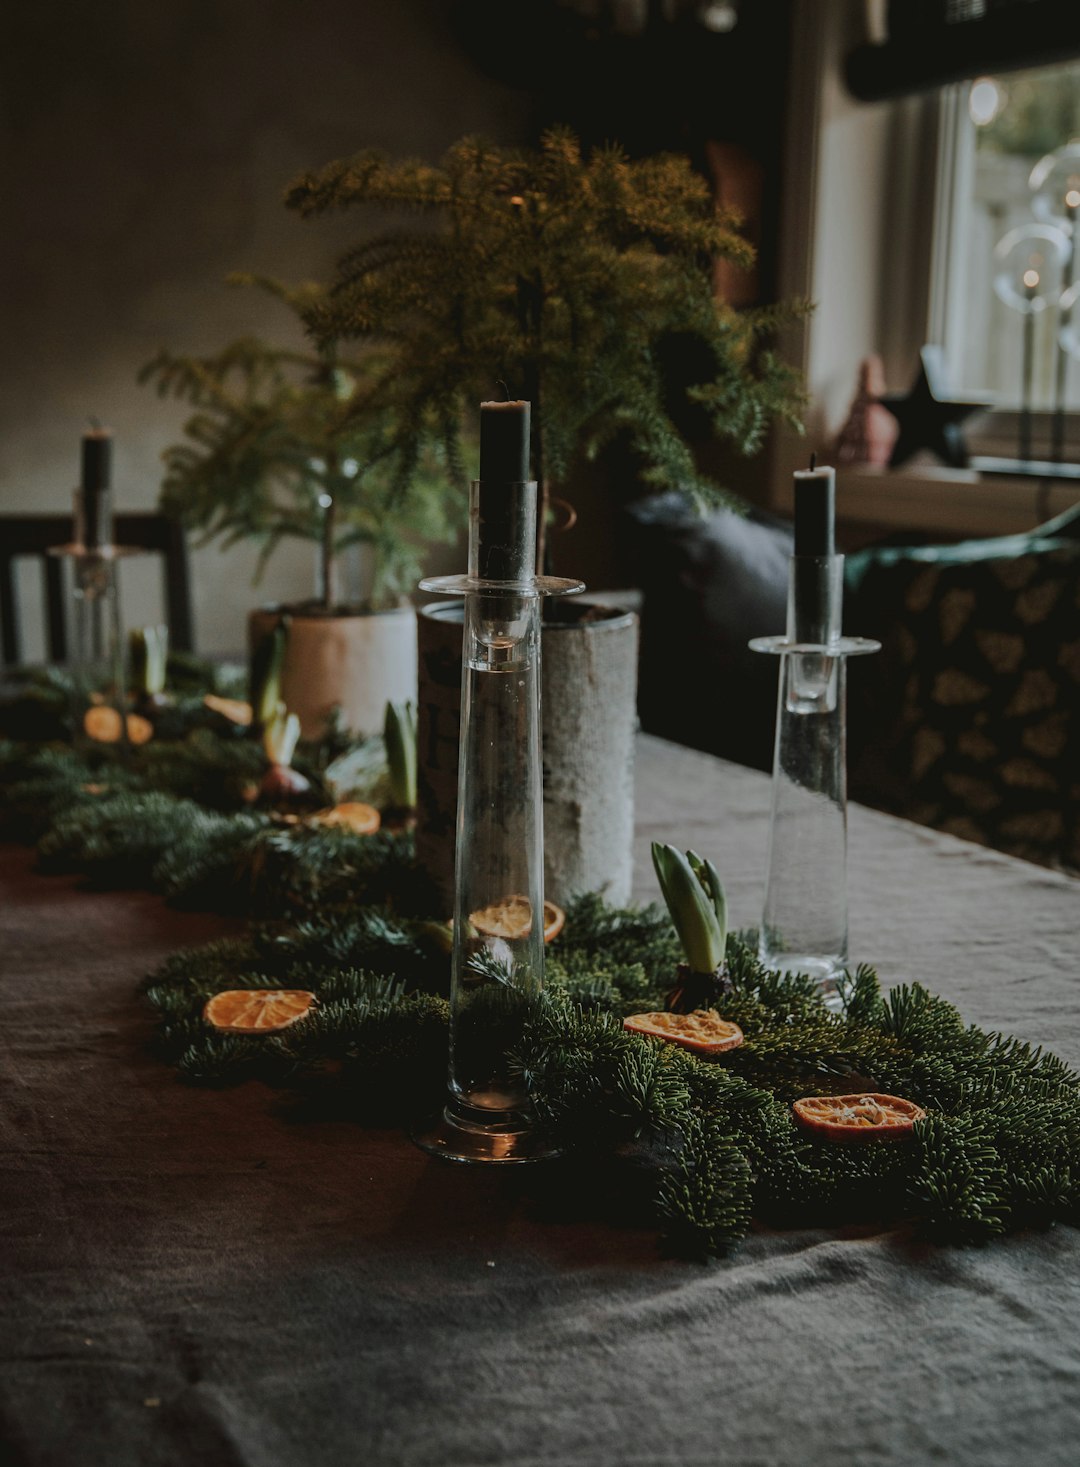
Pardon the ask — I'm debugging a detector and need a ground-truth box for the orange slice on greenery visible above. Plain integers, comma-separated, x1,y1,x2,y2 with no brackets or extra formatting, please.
312,802,382,835
203,989,316,1033
83,707,153,745
468,896,565,944
623,1009,745,1055
126,713,154,745
792,1092,926,1142
203,694,253,727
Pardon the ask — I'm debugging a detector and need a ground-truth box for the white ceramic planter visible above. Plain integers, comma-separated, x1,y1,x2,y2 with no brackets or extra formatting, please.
249,604,417,739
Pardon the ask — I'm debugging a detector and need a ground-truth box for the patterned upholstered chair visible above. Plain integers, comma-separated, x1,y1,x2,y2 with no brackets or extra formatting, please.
846,503,1080,873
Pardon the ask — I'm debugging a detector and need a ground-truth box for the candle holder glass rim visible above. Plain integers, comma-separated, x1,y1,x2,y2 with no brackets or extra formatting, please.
418,572,585,599
749,634,880,658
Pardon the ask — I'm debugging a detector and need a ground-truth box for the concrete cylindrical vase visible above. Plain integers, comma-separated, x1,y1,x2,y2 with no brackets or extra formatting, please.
249,604,417,739
417,600,639,913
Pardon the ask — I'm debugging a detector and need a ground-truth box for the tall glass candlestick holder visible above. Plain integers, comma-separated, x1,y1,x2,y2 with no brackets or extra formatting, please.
750,554,879,1010
414,479,582,1163
49,488,136,740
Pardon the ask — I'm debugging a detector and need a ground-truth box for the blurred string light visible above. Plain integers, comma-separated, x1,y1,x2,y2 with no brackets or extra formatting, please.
1030,142,1080,233
697,1,738,32
993,224,1068,314
969,75,1005,127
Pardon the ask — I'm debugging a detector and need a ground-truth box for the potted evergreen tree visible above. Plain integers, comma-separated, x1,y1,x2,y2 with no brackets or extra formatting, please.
140,275,462,737
283,130,803,901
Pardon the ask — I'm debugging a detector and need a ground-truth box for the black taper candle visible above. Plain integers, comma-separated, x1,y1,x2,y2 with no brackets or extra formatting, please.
793,462,835,558
80,427,113,550
477,399,532,582
792,460,838,646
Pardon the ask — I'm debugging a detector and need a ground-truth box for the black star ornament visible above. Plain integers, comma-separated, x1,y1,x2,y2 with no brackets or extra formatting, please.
880,346,989,469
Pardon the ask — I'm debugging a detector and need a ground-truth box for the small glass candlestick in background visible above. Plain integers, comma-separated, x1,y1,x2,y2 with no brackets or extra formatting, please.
414,451,582,1162
750,461,878,1010
49,428,138,739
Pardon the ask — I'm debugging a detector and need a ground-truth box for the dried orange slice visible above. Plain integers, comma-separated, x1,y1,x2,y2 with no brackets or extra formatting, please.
792,1092,926,1142
83,707,153,744
542,902,566,942
312,802,381,835
126,713,154,745
203,989,316,1033
468,896,565,944
203,695,253,726
623,1009,745,1055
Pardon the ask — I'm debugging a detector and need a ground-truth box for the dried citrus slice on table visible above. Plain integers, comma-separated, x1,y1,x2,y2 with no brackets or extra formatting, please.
203,695,253,727
125,714,154,745
792,1092,926,1142
203,989,316,1033
312,802,381,835
623,1009,745,1055
468,896,565,943
83,707,153,744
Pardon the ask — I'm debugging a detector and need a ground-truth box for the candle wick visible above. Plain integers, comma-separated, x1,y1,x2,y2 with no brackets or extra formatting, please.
87,415,102,432
495,379,510,402
809,451,817,471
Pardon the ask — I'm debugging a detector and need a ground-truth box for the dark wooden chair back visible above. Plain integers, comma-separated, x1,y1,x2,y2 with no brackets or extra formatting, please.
0,512,193,665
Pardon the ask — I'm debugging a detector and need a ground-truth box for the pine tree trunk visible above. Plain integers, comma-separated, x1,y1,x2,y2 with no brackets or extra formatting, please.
321,494,337,611
321,448,338,611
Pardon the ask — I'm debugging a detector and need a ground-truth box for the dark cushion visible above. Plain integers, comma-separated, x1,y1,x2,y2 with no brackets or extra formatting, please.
624,492,791,770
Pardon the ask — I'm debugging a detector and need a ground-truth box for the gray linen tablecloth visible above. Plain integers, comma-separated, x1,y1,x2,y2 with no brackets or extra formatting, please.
3,733,1079,1467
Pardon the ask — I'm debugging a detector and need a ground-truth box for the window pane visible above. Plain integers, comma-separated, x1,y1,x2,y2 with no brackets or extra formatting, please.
946,59,1080,412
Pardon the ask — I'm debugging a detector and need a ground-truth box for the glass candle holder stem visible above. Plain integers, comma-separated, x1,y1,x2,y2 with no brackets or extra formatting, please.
414,480,581,1163
750,554,878,1010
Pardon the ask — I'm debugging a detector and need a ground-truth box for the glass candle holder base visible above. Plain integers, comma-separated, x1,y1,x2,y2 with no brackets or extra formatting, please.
758,946,846,1012
413,1097,561,1165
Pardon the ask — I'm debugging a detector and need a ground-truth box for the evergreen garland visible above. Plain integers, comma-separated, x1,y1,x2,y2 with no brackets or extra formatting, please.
142,903,1080,1259
4,668,1079,1260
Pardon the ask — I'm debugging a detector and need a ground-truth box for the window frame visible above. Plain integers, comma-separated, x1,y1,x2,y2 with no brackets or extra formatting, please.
767,0,1080,536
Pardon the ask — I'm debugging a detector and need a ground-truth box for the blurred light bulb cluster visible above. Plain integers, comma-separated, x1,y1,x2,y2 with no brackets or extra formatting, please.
989,134,1080,358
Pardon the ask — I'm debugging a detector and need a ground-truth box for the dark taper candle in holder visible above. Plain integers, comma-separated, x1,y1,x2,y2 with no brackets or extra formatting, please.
77,426,114,551
476,399,531,582
791,459,838,646
793,460,835,558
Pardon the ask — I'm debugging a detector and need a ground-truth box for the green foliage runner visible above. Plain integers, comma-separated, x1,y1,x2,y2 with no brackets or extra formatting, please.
3,667,1078,1259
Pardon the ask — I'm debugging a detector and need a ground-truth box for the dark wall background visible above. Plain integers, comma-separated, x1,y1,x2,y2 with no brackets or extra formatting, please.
0,0,530,651
0,0,793,647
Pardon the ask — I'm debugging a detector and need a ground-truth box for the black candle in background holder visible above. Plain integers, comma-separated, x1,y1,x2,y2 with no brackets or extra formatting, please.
78,426,113,550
